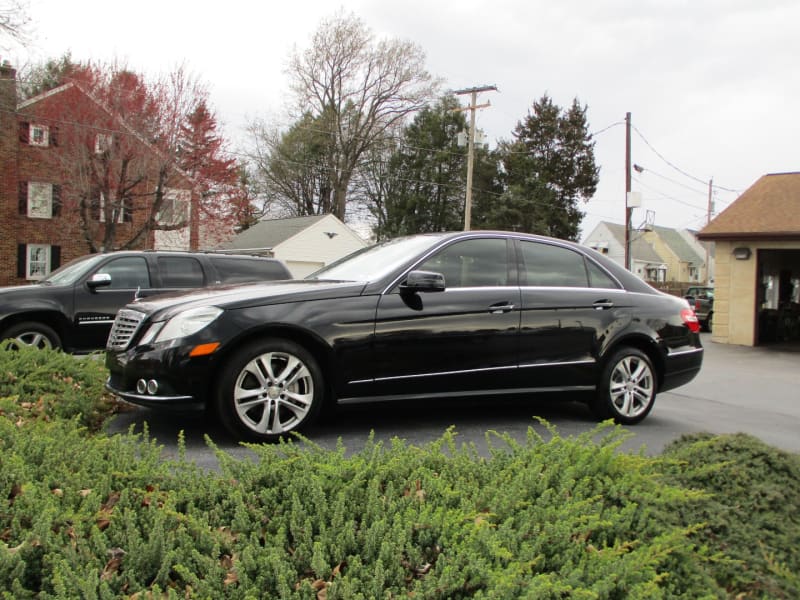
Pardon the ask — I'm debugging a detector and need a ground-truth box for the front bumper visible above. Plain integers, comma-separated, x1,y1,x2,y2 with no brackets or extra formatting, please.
105,378,202,412
105,342,217,412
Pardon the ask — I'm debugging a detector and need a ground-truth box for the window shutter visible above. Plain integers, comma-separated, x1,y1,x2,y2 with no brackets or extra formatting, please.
18,181,28,215
52,185,62,216
90,188,101,221
123,196,133,222
50,126,59,147
50,246,61,271
19,122,29,144
17,244,27,278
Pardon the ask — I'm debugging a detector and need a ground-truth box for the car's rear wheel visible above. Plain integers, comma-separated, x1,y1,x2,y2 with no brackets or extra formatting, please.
704,312,713,333
215,338,324,442
591,347,656,424
1,322,62,350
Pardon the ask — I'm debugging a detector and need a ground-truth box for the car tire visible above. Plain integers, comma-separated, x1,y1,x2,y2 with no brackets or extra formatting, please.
591,347,656,425
215,338,324,442
705,312,713,333
1,322,62,350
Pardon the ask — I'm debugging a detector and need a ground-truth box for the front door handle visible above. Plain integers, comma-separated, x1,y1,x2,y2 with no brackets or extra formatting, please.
489,302,515,314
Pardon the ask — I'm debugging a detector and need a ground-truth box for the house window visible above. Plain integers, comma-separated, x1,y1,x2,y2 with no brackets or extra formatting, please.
157,188,190,226
98,192,130,223
27,182,54,218
30,124,49,147
95,133,113,154
17,244,61,280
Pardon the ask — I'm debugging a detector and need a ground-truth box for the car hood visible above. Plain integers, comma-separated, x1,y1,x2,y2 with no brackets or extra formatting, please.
129,279,368,321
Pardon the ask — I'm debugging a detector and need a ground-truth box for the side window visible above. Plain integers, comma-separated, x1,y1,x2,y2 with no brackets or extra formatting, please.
519,241,589,288
157,257,204,288
210,257,290,284
586,260,621,289
96,257,151,289
419,238,509,288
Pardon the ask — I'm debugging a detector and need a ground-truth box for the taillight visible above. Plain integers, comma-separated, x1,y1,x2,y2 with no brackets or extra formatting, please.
681,308,700,333
695,299,702,310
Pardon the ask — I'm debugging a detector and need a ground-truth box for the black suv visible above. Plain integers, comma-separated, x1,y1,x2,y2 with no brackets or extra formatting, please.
0,251,292,352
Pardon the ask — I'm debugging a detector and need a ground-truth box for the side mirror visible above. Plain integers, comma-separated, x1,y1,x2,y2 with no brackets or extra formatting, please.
400,270,445,293
87,272,112,290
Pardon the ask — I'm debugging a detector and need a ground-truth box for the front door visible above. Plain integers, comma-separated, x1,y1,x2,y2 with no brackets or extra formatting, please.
371,237,520,397
72,256,156,350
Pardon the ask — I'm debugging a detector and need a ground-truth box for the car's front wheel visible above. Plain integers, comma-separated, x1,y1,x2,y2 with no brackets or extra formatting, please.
1,321,62,350
591,347,656,424
215,338,324,442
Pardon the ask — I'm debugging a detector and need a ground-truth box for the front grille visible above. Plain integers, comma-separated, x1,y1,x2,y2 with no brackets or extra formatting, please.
106,309,146,350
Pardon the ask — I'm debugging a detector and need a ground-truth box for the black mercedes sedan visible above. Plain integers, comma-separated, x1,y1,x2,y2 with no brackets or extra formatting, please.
105,231,703,441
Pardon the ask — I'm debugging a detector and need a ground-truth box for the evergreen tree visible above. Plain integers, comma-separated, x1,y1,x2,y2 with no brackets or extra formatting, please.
370,96,467,239
479,95,598,241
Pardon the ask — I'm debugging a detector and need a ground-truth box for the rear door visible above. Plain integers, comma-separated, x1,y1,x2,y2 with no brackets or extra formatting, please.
515,240,631,389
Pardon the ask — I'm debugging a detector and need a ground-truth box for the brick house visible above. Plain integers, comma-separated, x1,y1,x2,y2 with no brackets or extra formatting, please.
0,62,198,287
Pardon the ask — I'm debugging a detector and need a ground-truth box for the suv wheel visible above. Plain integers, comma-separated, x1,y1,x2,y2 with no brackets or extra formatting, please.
591,347,656,424
1,322,62,350
215,338,324,442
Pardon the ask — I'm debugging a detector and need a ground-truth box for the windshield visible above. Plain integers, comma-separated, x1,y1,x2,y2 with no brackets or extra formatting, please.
307,234,445,282
42,254,106,285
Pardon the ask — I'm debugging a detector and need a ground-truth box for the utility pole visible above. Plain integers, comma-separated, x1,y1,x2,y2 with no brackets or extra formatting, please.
706,178,714,284
624,112,632,270
454,85,497,231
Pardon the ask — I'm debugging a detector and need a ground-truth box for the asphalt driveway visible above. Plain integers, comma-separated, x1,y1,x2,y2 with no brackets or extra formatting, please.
105,334,800,465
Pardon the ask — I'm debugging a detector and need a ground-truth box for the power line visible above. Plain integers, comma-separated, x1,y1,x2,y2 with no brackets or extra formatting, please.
632,124,741,194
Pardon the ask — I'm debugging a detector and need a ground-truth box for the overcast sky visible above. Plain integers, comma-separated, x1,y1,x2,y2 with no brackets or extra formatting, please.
9,0,800,239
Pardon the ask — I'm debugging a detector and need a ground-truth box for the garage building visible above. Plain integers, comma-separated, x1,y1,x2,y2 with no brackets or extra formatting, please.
698,172,800,346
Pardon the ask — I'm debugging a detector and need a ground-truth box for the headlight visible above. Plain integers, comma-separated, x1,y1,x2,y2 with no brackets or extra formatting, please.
151,306,223,343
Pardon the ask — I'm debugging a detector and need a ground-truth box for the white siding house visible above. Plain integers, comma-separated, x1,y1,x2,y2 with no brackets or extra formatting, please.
219,214,368,277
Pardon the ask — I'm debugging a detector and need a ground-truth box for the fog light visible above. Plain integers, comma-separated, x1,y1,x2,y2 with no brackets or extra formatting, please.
146,380,158,395
136,379,147,394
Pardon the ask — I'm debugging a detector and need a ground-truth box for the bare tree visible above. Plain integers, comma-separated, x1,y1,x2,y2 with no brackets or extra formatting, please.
286,11,440,220
0,0,31,49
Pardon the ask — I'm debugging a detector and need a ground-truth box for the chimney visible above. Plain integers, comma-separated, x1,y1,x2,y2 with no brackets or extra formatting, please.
0,60,18,112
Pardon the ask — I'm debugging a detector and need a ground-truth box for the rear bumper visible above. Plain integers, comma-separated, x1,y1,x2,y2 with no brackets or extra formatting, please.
661,346,704,392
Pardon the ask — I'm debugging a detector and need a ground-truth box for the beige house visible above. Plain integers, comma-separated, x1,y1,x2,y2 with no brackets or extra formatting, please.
219,214,368,278
583,221,707,284
698,172,800,346
642,226,707,284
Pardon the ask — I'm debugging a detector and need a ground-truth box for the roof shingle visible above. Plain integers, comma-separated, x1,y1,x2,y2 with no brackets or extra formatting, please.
699,172,800,240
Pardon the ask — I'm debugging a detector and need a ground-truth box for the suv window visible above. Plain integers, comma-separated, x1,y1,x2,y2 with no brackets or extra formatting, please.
96,257,151,289
157,256,205,287
210,256,291,284
519,241,588,287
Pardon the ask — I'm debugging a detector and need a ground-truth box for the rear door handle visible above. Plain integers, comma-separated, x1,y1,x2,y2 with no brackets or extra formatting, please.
593,300,614,310
489,302,515,314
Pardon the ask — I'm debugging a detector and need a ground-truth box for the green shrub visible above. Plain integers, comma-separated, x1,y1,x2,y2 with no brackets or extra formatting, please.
1,419,727,599
660,432,800,598
0,345,117,431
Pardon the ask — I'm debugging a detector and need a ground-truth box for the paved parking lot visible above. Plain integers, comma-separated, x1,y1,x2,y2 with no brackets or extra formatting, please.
106,333,800,466
650,334,800,453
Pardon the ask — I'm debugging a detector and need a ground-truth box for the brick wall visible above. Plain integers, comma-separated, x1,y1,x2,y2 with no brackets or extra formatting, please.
0,70,198,287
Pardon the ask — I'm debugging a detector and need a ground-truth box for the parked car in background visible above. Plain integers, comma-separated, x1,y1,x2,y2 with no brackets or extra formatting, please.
105,231,704,442
0,251,292,352
684,285,714,332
